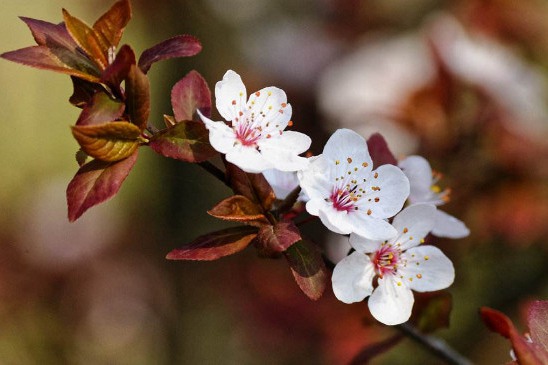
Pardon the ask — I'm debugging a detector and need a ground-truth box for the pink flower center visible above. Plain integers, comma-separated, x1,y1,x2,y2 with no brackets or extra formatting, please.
330,186,357,212
372,245,400,278
234,122,262,147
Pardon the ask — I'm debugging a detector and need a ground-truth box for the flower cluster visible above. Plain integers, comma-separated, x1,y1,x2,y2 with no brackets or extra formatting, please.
201,71,469,325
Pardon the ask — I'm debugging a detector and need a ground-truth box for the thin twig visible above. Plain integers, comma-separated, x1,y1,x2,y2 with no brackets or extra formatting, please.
396,323,474,365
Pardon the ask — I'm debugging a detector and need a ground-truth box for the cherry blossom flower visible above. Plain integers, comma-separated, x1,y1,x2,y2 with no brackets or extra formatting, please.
332,204,455,325
198,70,311,173
399,155,469,239
298,129,409,240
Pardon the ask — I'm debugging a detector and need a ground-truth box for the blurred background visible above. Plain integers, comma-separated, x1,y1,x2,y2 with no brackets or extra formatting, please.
1,0,547,363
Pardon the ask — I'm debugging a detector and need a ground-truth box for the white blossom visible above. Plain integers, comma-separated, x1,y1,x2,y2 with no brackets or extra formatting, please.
332,204,455,325
399,155,469,238
298,129,409,240
198,70,311,173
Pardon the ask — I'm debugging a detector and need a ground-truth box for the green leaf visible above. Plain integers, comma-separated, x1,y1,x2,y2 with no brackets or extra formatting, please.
149,120,216,163
284,239,328,300
125,64,150,130
171,70,212,121
257,221,301,253
166,226,258,261
71,121,142,162
67,150,138,221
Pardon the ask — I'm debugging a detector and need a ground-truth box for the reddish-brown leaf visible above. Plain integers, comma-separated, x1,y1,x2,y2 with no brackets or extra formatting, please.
208,195,269,227
93,0,132,50
480,307,543,365
149,120,216,163
225,163,276,211
76,92,125,126
138,35,202,74
62,9,109,70
69,76,102,108
1,46,101,83
67,150,138,222
20,17,77,49
125,64,150,130
367,133,398,168
257,221,301,253
100,44,135,91
284,239,328,300
171,70,212,121
71,121,142,162
166,226,258,261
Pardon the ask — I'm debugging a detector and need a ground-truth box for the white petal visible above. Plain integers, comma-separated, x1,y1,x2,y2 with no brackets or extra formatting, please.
347,213,398,241
332,251,376,303
360,164,410,219
225,146,273,173
391,204,437,250
323,129,373,178
259,131,311,171
325,232,353,264
432,210,470,239
198,110,236,154
215,70,247,122
368,276,415,325
318,208,354,235
349,233,382,253
262,169,299,200
399,245,455,292
246,86,292,130
298,155,331,201
399,155,434,203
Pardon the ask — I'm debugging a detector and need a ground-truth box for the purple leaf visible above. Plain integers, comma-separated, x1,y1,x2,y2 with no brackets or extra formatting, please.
69,76,102,108
20,17,77,49
101,44,136,91
149,120,216,163
225,163,276,211
166,226,258,261
257,221,301,253
284,239,328,300
528,301,548,360
125,64,150,130
138,35,202,74
367,133,398,168
67,150,138,222
207,195,269,227
76,92,125,126
1,46,101,83
171,70,212,121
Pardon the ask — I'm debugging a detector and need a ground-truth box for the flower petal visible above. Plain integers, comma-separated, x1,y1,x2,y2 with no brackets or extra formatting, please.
347,213,398,241
349,233,382,253
368,276,415,325
262,169,299,200
246,86,292,130
399,245,455,292
323,129,373,180
360,164,410,219
432,209,470,239
259,131,311,171
298,155,331,201
215,70,247,122
198,110,236,154
225,145,273,173
399,155,434,203
391,204,437,250
332,251,376,303
318,208,354,235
